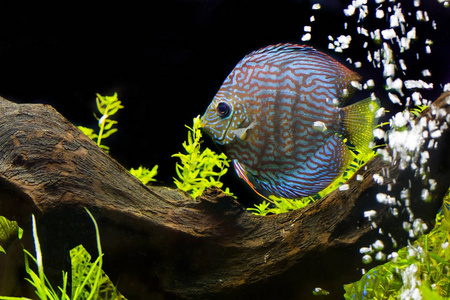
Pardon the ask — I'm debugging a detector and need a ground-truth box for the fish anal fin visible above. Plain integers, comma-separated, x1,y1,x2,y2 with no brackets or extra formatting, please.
340,97,381,153
233,160,272,202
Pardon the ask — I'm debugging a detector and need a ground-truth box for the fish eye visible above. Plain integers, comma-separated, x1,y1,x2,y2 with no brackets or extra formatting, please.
216,102,231,118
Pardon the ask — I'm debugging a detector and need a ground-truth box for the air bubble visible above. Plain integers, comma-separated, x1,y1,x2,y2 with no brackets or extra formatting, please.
376,9,384,19
373,174,384,184
362,254,373,264
373,240,385,251
375,251,386,261
338,184,349,191
364,210,377,220
301,33,311,41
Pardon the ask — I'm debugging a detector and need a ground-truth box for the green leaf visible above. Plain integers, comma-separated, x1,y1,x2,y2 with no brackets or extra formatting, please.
99,144,110,152
78,126,98,140
69,208,127,300
81,93,124,152
0,216,20,253
130,165,158,185
103,120,116,131
172,116,233,198
247,201,271,216
443,193,450,224
100,128,118,140
429,252,450,265
420,285,444,300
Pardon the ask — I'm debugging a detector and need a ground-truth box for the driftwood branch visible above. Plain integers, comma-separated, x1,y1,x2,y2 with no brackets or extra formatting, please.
0,93,449,299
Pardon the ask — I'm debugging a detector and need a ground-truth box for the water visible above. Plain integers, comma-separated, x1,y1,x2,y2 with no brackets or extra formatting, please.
0,1,449,299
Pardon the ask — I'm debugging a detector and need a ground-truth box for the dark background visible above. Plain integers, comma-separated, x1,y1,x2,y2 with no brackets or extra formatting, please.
0,0,448,204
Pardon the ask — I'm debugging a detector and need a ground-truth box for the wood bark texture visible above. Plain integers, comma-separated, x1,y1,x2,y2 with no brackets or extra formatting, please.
0,93,449,299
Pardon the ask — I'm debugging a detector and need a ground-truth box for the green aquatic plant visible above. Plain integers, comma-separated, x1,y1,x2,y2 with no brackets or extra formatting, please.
70,208,125,300
443,188,450,227
20,215,65,300
78,93,124,153
172,116,234,199
78,93,158,184
247,196,313,216
0,216,23,254
129,165,158,185
248,149,379,215
0,208,126,300
410,104,429,117
344,189,450,300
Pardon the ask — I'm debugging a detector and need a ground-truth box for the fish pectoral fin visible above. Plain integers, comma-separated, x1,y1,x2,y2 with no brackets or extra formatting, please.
230,121,257,141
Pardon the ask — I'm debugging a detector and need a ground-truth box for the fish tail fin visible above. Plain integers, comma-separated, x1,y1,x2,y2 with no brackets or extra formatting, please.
340,97,381,153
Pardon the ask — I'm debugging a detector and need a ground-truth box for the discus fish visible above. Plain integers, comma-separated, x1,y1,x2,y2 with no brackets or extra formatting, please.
201,43,380,199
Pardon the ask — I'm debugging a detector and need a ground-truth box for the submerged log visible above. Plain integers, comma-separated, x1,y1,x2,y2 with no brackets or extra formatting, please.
0,93,449,299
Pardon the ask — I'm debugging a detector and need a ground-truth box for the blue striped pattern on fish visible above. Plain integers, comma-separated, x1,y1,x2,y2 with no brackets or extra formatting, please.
201,43,380,199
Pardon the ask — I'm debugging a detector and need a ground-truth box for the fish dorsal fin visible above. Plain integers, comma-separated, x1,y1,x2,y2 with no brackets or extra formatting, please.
340,97,381,154
246,43,314,57
239,43,316,68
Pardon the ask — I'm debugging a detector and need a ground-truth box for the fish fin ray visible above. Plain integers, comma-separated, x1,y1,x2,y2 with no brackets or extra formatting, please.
340,97,381,153
233,160,272,202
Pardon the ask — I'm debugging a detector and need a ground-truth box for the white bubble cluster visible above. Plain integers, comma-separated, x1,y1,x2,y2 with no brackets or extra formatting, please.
328,35,352,53
400,264,422,300
302,0,446,112
301,2,449,295
386,103,449,172
303,0,448,107
329,1,444,108
404,80,434,90
344,0,369,20
376,192,396,205
370,100,449,297
300,3,321,41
